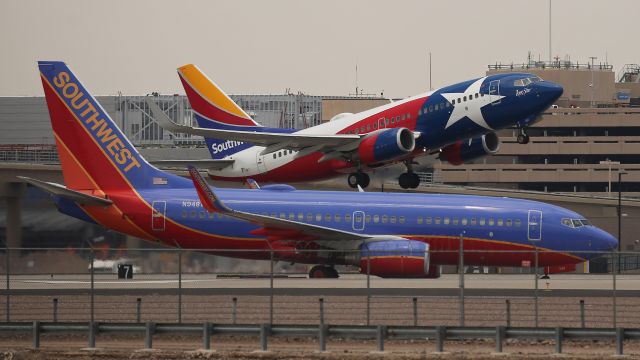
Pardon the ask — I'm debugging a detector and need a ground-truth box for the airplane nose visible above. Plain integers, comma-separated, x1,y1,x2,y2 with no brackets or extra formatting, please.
536,81,564,105
595,228,618,251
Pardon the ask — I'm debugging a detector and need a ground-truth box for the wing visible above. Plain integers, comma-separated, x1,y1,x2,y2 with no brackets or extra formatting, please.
151,159,234,170
186,167,406,249
145,97,361,155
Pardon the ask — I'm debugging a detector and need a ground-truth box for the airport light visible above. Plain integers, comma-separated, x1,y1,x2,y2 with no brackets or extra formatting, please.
618,171,627,274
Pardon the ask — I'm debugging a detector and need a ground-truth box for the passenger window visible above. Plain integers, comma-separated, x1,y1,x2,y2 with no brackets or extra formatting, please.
366,124,370,131
417,217,423,225
461,218,468,226
373,122,378,129
506,219,512,227
208,212,214,219
345,214,352,222
407,113,411,119
479,218,486,226
401,114,405,121
273,154,276,159
475,93,479,98
298,213,304,221
382,215,388,224
190,211,196,218
426,217,432,224
315,214,322,221
289,213,295,220
428,106,433,112
470,217,477,225
334,214,341,222
271,212,277,218
453,217,459,225
444,217,450,225
399,216,405,224
390,216,397,224
497,219,504,226
306,213,313,221
435,217,441,224
365,215,371,223
361,126,365,132
373,215,380,223
355,128,359,134
325,214,331,222
181,210,187,218
391,118,395,124
457,98,461,103
488,218,495,226
280,213,286,219
418,109,422,115
463,96,467,101
434,104,439,111
515,219,522,227
385,118,390,125
199,212,205,219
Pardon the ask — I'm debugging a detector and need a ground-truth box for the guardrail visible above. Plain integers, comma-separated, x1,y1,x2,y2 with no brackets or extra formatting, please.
0,321,635,355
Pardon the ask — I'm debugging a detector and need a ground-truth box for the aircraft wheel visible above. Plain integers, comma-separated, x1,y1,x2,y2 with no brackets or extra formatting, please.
409,173,420,189
357,173,370,188
399,173,411,189
517,129,530,144
347,174,359,188
308,265,339,278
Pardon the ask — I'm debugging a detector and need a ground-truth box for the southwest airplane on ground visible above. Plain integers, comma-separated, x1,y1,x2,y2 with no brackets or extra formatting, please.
150,64,563,189
27,61,614,278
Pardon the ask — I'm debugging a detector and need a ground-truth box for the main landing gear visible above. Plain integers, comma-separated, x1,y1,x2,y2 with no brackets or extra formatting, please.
348,172,370,189
308,265,339,278
517,127,530,144
399,160,420,189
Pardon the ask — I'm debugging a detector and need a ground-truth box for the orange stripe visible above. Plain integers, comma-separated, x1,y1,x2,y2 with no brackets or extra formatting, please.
178,64,251,119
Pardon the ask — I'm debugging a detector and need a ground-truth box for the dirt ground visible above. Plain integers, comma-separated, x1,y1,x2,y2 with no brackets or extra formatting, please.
1,333,640,359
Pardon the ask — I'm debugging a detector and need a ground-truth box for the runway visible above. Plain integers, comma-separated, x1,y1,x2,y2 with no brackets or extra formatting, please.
3,273,638,297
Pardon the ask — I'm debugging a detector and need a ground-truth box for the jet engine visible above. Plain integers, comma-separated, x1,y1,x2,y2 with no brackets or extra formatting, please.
359,240,435,278
357,128,415,165
440,132,500,166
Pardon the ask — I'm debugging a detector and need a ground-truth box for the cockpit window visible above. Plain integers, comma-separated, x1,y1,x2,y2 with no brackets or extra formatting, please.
580,219,592,226
572,219,583,228
561,218,573,227
514,77,542,87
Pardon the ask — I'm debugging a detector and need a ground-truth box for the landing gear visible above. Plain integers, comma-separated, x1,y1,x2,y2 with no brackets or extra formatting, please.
399,172,420,189
399,160,420,189
517,128,530,144
348,172,370,189
308,265,339,278
540,274,550,280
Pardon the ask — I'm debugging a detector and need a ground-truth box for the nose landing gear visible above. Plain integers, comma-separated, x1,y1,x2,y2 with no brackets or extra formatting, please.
517,128,530,144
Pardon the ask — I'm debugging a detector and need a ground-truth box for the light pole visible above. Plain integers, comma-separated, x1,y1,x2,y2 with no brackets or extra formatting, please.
618,172,627,273
589,56,597,108
600,159,620,195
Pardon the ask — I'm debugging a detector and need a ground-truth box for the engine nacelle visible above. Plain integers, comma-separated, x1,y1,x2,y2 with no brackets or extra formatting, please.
357,128,415,165
359,240,431,278
441,132,500,166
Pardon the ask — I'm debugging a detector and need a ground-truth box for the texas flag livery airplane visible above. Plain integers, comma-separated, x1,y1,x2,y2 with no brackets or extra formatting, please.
151,64,563,189
25,61,615,278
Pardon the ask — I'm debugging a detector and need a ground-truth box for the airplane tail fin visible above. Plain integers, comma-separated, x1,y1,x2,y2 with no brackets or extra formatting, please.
38,61,185,192
178,64,259,159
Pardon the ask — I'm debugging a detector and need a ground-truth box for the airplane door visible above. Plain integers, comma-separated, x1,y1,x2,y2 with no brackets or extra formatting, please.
527,210,542,241
489,80,501,105
151,201,166,231
353,211,365,231
256,153,268,173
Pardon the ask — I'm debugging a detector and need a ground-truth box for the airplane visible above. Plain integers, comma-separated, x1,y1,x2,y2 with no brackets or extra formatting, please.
149,64,563,189
26,61,615,278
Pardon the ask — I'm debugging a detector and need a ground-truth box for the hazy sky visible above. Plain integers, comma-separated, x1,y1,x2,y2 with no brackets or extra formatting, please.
1,0,638,98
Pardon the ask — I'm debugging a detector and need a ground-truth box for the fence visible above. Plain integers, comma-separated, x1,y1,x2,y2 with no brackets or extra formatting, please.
0,247,638,354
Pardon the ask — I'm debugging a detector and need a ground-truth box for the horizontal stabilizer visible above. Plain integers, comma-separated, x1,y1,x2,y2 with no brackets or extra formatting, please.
17,176,112,206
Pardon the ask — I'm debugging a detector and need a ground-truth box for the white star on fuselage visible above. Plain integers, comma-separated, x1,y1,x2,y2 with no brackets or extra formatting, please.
440,77,505,130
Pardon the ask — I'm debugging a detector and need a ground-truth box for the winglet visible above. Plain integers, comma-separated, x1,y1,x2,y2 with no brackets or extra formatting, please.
244,178,260,189
187,166,230,213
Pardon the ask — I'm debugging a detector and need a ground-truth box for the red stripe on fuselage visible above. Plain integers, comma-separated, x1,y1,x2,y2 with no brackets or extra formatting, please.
180,76,256,127
338,97,427,134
